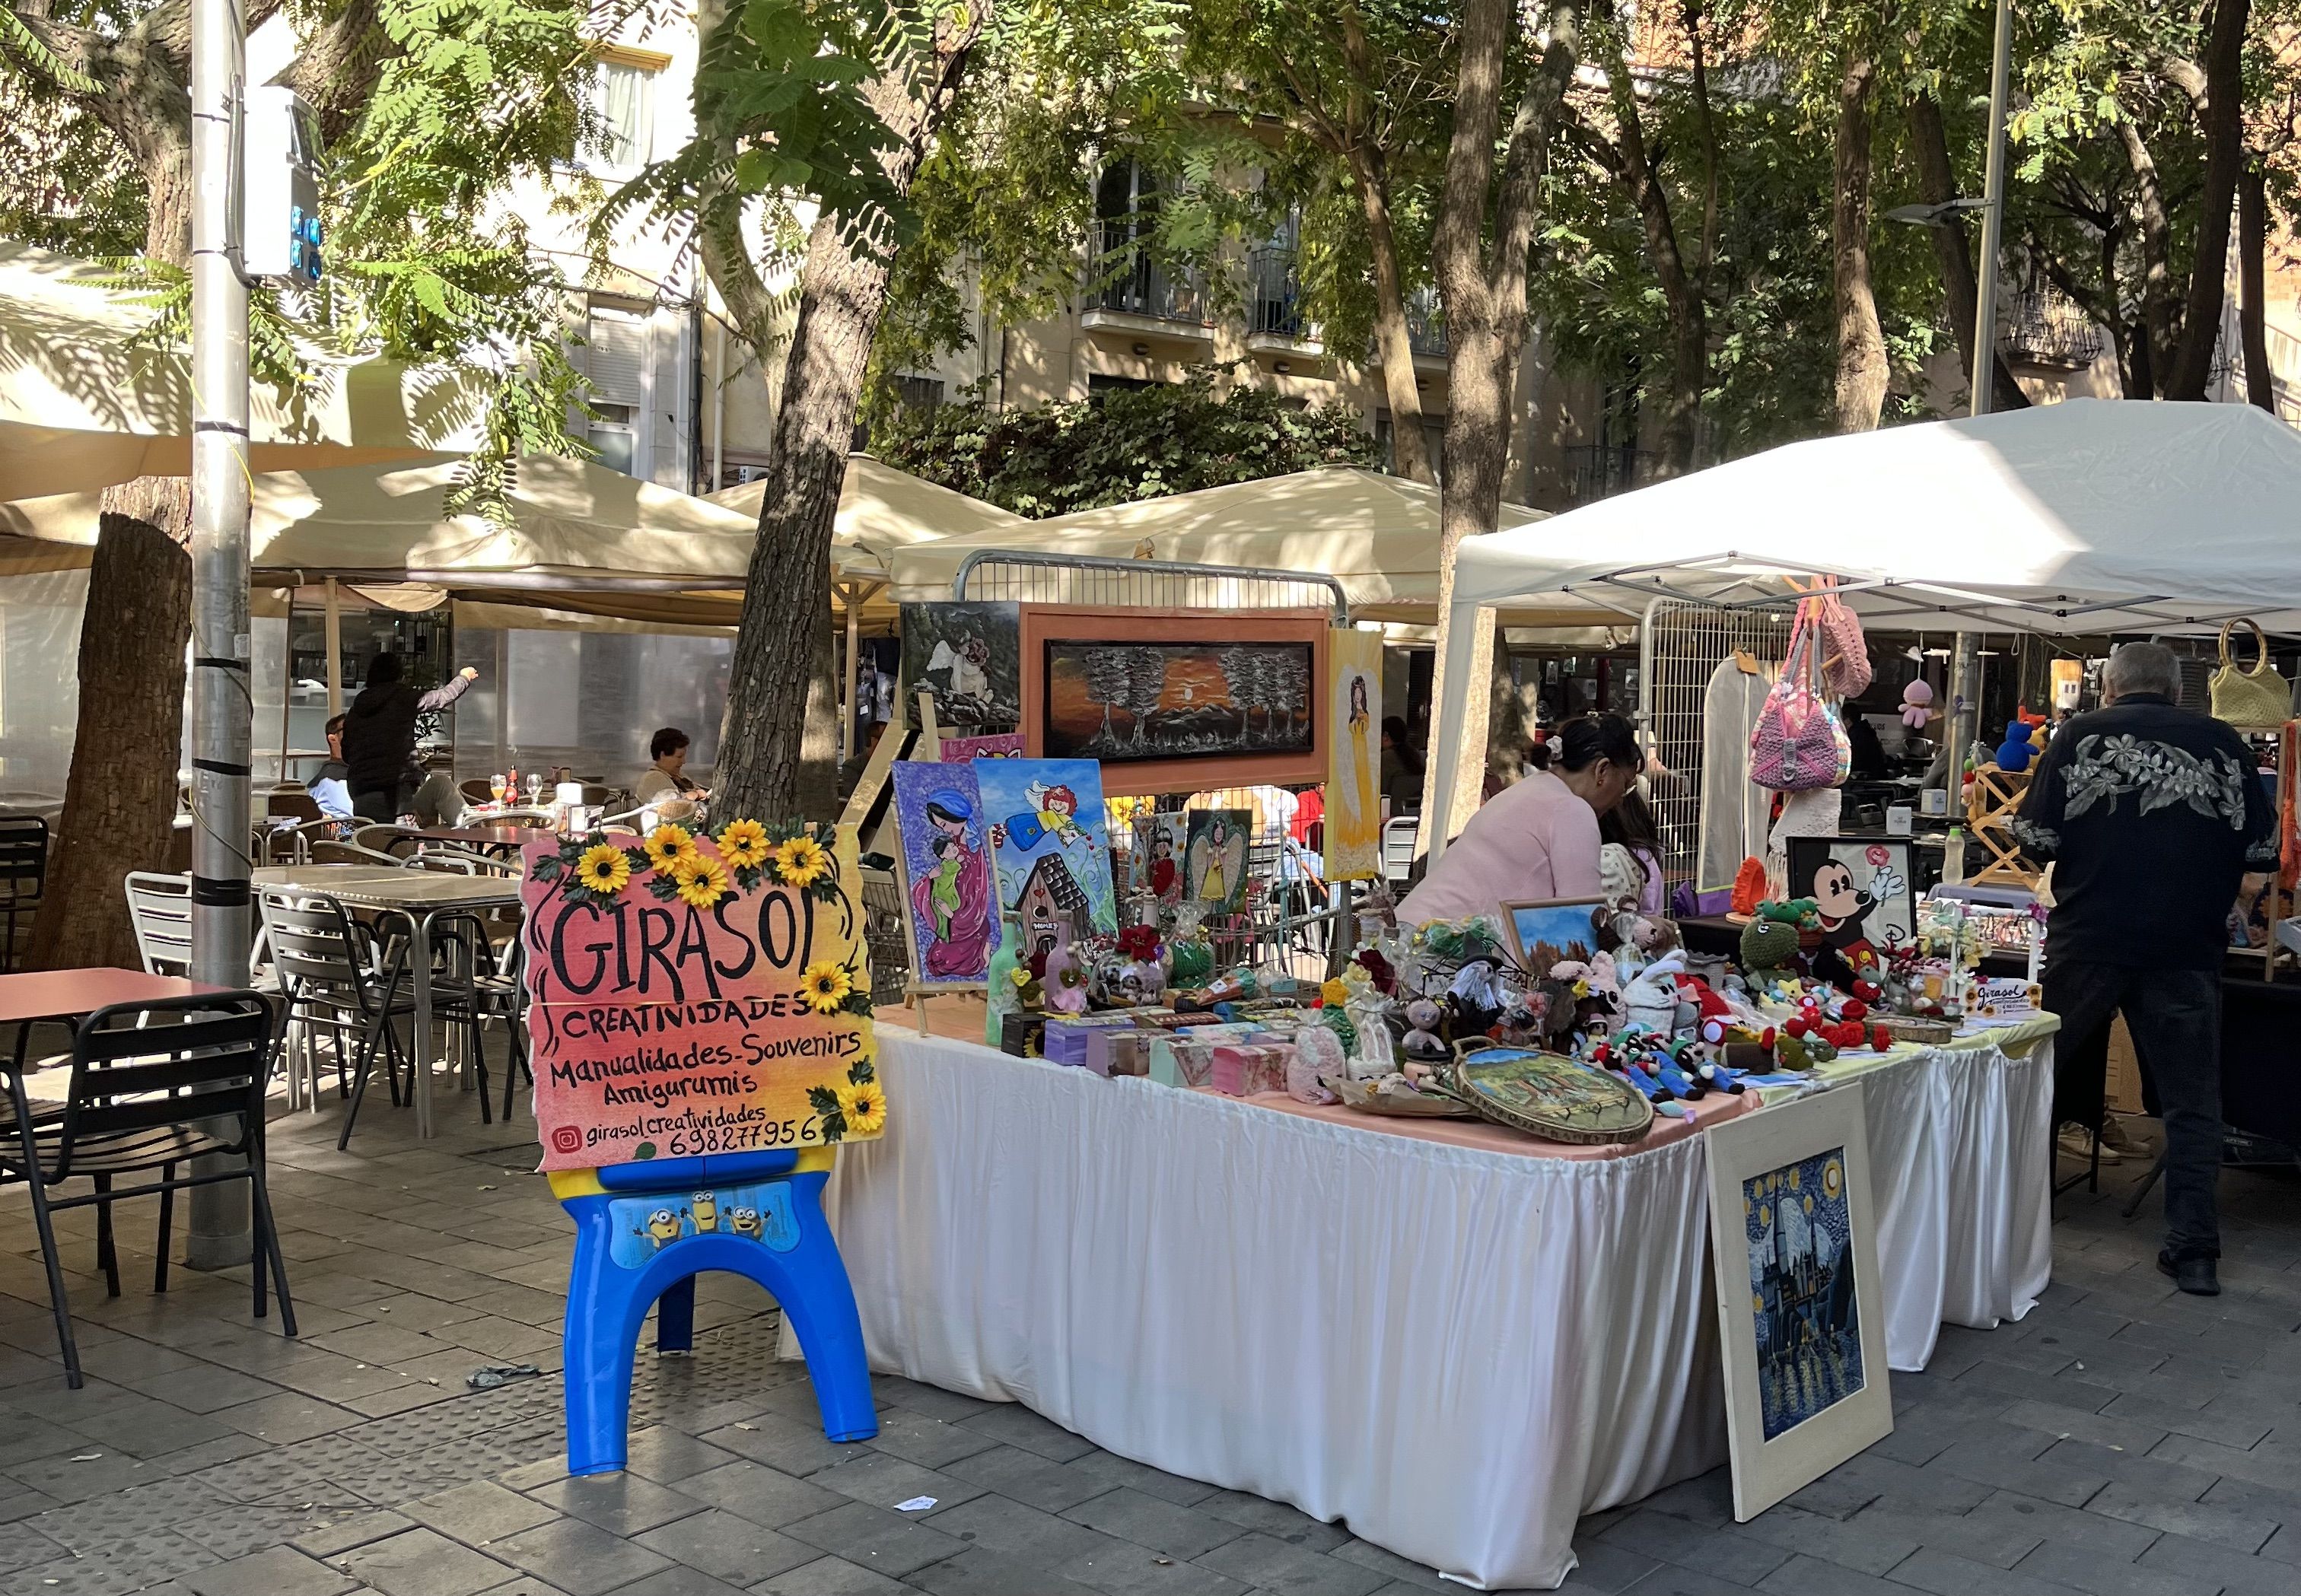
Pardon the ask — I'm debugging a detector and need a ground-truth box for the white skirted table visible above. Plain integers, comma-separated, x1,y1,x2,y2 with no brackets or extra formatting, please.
826,1019,2057,1591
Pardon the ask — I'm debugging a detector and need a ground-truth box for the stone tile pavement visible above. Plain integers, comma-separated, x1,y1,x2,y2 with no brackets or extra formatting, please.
0,1085,2293,1594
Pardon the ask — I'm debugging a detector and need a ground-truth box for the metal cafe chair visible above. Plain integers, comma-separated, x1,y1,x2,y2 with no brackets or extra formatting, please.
0,993,294,1387
0,815,47,973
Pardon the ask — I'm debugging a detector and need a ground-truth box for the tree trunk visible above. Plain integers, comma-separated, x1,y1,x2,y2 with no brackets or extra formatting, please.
2240,158,2274,411
716,221,891,823
2166,0,2252,400
711,14,986,822
29,484,192,972
1421,0,1579,839
2115,122,2177,394
1905,93,2029,412
1354,152,1437,485
1831,56,1888,432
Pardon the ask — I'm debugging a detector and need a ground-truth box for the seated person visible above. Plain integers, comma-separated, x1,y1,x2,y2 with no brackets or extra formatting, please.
409,759,470,828
309,714,354,823
637,727,708,822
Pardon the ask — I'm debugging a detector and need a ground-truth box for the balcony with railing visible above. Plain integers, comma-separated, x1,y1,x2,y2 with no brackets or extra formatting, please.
1082,223,1212,345
1563,442,1656,505
2002,290,2104,370
1369,286,1448,368
1246,245,1323,359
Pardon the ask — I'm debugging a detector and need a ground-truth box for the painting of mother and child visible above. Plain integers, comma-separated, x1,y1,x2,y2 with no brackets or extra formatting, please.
890,757,1119,986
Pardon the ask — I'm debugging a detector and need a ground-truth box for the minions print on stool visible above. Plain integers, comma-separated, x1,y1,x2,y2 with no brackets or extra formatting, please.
521,819,890,1473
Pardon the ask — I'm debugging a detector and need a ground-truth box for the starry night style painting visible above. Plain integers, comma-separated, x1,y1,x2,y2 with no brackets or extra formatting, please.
1745,1146,1865,1440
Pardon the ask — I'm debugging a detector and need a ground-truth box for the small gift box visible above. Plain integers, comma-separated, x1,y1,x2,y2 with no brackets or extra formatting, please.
999,1013,1048,1059
1089,1028,1151,1078
1150,1038,1219,1089
1041,1014,1136,1067
1211,1042,1294,1097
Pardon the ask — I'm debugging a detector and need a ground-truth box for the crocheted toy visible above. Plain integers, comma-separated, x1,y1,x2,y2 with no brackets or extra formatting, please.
1730,857,1768,917
1739,916,1802,978
1399,998,1450,1067
1900,679,1934,730
1994,719,2038,774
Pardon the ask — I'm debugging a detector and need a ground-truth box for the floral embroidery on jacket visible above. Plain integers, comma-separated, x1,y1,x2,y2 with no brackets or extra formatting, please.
2060,733,2252,831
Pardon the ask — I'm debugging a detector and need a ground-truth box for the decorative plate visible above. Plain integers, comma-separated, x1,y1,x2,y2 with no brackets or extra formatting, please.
1441,1042,1655,1145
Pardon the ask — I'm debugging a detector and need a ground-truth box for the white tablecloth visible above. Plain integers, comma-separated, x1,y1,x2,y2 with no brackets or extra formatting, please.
827,1026,2058,1589
1830,1028,2058,1370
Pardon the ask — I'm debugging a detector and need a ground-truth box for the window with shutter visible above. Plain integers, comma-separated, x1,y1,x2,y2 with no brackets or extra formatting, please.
587,310,649,407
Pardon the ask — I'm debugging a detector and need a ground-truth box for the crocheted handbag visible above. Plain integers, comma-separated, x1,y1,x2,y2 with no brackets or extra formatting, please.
2210,618,2290,730
1749,605,1851,793
1812,580,1873,700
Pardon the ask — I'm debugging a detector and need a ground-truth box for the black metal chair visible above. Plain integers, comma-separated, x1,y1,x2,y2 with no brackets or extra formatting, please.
0,994,293,1387
0,815,47,973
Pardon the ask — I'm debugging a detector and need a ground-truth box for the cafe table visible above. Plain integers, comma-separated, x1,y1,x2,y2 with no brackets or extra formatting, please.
0,969,237,1050
410,825,545,850
252,863,525,1137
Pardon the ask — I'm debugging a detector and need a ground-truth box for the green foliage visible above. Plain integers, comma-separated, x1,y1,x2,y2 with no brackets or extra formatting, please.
874,371,1380,517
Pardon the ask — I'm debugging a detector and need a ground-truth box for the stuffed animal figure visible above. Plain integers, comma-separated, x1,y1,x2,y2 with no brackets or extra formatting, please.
1399,998,1449,1067
1622,951,1688,1035
1900,679,1934,730
1739,916,1801,978
1994,719,2038,773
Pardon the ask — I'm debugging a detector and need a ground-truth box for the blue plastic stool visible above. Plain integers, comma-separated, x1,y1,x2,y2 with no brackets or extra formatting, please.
550,1147,877,1474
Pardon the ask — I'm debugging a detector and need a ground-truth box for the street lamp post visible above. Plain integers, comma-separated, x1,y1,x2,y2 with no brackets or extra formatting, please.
187,0,255,1269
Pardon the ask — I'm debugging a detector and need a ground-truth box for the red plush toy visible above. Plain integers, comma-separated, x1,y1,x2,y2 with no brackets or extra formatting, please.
1873,1024,1893,1051
1840,998,1869,1022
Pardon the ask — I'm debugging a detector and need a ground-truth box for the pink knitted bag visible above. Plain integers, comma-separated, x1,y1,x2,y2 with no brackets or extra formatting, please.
1749,606,1851,793
1811,579,1872,700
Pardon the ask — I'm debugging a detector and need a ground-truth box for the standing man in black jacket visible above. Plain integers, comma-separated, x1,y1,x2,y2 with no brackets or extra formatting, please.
2013,641,2278,1296
340,653,479,822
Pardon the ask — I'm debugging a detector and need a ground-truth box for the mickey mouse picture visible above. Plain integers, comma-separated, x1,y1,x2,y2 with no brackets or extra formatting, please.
1787,839,1912,975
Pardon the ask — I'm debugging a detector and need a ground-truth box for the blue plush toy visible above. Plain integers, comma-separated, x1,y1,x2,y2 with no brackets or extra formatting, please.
1994,718,2038,773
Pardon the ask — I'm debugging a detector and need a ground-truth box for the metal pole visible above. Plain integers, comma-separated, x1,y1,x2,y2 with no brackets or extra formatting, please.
1949,633,1979,807
323,577,342,714
186,0,254,1269
1969,0,2015,417
275,590,293,782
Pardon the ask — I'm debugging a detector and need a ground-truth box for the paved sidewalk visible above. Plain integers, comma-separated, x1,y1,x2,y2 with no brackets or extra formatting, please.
0,1093,2293,1593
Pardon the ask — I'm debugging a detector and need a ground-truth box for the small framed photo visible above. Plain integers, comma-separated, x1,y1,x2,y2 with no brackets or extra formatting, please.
1497,897,1608,973
1704,1086,1892,1521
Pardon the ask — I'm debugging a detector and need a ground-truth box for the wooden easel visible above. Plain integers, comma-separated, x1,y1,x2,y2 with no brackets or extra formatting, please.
1965,766,2040,887
891,687,987,1035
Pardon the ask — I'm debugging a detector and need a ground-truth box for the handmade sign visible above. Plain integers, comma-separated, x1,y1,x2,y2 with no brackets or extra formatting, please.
902,602,1020,730
889,762,1001,986
940,733,1024,761
1326,628,1382,879
978,758,1117,961
519,822,883,1172
1184,809,1251,913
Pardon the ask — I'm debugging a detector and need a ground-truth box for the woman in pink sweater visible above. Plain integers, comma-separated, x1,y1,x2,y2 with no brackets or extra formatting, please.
1400,715,1642,925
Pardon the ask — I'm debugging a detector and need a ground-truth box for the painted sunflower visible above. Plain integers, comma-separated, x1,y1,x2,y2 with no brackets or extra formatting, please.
642,823,696,873
573,843,631,895
716,818,771,871
775,834,832,889
838,1080,888,1137
800,959,853,1014
672,852,730,910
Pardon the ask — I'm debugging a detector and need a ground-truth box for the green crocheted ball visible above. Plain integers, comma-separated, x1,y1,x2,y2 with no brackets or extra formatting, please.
1322,1007,1358,1055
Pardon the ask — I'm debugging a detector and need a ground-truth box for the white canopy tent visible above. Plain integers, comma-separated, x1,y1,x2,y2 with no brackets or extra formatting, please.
1426,399,2301,858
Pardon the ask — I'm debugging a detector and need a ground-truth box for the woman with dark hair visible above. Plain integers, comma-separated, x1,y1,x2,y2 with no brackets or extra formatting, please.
1599,787,1667,914
1399,714,1641,926
1380,714,1424,814
340,651,479,821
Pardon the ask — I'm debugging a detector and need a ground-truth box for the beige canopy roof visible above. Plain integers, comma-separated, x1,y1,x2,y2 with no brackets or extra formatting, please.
881,465,1616,625
0,243,480,500
708,454,1025,583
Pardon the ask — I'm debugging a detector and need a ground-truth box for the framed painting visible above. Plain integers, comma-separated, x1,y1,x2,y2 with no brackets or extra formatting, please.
1325,627,1382,880
1498,897,1607,974
1043,640,1315,764
900,602,1020,730
1131,812,1189,908
1020,607,1329,793
975,758,1119,959
1704,1086,1892,1521
1783,837,1914,971
1182,809,1251,914
887,761,1001,988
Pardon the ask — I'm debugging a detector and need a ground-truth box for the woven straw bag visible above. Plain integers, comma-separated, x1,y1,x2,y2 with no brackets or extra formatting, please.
2210,618,2290,730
